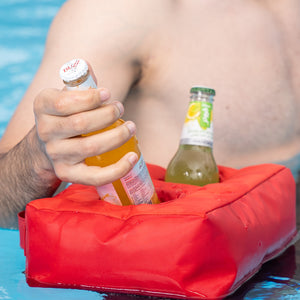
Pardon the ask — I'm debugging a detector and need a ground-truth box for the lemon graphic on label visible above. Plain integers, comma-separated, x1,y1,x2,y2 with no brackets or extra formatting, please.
185,102,200,123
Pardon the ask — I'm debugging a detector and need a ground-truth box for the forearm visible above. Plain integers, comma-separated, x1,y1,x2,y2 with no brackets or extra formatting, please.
0,86,137,229
0,127,61,229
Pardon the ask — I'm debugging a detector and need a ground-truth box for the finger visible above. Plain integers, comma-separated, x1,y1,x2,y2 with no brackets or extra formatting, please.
55,152,139,186
34,87,110,116
45,121,136,163
37,101,125,140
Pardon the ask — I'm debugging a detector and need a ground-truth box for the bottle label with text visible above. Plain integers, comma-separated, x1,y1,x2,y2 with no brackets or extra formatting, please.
121,154,154,205
96,183,122,205
97,155,155,205
180,101,213,148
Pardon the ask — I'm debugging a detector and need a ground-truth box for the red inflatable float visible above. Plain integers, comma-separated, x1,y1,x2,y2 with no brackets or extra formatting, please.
19,164,297,299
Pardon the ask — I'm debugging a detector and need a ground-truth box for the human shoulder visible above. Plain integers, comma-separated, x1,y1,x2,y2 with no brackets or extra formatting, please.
42,0,176,100
53,0,169,34
46,0,170,62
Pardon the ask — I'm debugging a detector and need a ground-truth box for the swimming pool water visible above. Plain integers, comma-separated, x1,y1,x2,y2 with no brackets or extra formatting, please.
0,1,104,298
0,229,104,300
0,0,66,137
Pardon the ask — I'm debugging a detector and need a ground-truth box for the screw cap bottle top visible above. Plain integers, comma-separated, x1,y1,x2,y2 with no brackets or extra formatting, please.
59,58,89,84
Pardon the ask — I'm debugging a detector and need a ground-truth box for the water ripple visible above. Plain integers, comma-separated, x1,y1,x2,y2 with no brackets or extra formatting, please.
244,276,300,299
0,0,66,137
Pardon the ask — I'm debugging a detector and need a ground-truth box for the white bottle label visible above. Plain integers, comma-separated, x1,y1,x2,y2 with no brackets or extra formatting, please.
180,101,213,148
121,154,154,205
97,155,155,205
67,75,97,90
96,183,122,205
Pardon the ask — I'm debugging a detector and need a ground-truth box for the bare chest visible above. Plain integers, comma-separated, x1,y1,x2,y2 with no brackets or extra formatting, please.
124,1,300,167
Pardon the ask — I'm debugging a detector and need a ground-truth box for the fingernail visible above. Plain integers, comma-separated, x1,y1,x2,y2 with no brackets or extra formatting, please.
113,101,124,117
125,121,136,135
127,153,138,166
99,88,110,101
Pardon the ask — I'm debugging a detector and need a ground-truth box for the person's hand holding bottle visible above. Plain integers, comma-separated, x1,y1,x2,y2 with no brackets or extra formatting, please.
33,63,138,188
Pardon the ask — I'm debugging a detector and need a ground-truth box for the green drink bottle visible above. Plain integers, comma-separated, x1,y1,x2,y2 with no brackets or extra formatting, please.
165,86,219,186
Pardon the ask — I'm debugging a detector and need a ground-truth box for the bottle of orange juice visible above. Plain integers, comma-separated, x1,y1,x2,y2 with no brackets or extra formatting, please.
60,58,159,205
165,86,219,186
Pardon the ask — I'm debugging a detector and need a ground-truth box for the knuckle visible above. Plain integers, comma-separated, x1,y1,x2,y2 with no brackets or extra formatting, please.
111,160,130,179
33,88,48,113
36,122,51,142
69,114,87,133
33,98,41,115
33,89,50,115
53,93,68,113
54,164,69,182
73,89,99,107
45,142,59,161
80,138,99,156
106,104,119,121
90,89,101,105
116,125,130,141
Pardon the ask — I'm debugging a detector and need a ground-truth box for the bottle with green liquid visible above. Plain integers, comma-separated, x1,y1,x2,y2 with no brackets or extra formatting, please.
165,86,219,186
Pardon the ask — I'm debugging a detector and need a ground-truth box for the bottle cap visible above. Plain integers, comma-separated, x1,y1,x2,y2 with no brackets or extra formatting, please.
59,58,89,83
190,86,216,96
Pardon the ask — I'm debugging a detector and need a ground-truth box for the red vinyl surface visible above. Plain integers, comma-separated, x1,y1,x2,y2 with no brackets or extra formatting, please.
19,164,296,299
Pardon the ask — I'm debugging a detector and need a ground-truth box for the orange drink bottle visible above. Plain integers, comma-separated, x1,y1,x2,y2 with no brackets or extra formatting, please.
165,86,219,186
60,58,159,205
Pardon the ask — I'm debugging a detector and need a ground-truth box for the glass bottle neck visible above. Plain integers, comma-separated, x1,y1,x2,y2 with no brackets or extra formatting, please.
179,144,213,152
64,71,97,90
190,92,214,104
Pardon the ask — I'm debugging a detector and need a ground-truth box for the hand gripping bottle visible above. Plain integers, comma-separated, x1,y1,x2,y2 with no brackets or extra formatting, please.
60,58,159,205
165,86,219,186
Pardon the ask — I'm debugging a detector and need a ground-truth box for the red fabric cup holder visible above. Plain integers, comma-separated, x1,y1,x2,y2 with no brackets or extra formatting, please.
18,164,297,299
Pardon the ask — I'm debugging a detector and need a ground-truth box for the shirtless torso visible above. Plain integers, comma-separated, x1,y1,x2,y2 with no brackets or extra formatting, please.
2,0,300,170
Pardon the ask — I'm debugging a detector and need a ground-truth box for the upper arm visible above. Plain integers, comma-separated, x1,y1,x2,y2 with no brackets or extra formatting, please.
0,0,142,152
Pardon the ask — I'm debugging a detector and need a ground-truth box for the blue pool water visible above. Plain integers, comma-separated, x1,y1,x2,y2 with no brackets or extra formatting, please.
0,229,103,300
0,0,66,137
0,1,103,298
